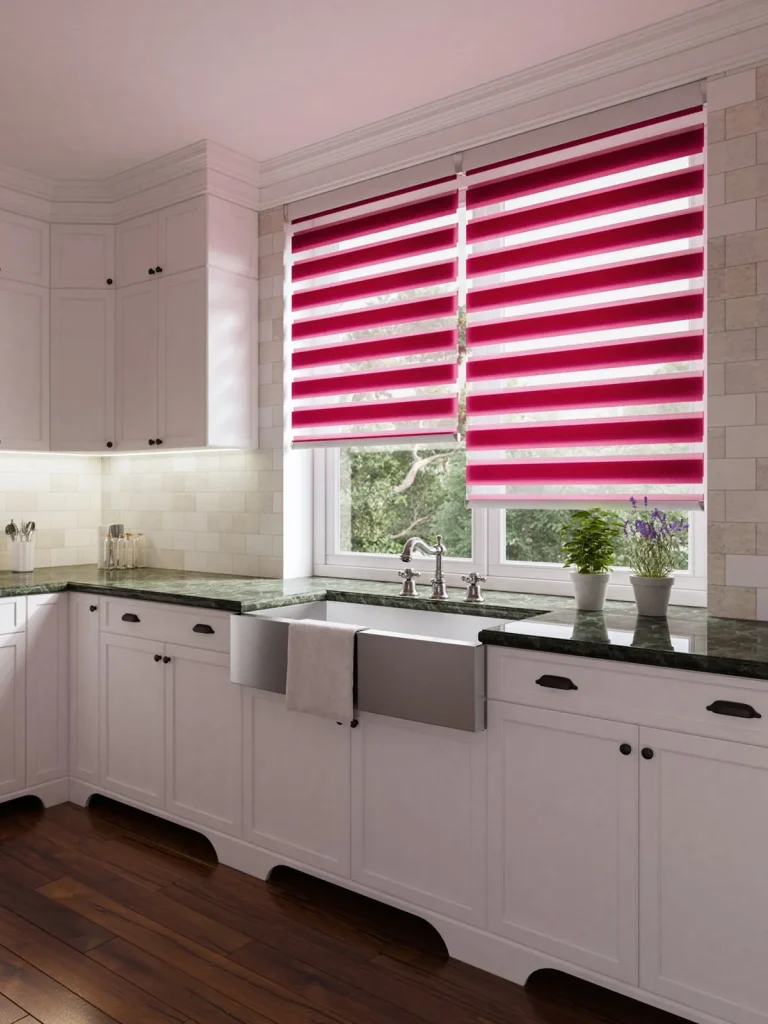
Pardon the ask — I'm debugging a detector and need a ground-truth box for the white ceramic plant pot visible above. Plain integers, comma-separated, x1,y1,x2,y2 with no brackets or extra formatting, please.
631,575,674,617
570,571,610,612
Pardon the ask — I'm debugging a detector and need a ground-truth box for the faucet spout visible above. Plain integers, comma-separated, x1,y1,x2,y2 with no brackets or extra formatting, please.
400,536,437,562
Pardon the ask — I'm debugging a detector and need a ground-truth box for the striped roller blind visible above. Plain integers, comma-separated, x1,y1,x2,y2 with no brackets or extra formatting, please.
464,107,706,508
289,179,460,447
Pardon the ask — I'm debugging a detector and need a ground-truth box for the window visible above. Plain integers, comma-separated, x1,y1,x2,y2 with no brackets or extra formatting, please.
300,101,706,605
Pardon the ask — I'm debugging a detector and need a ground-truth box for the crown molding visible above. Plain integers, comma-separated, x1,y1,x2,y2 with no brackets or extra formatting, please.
258,0,768,205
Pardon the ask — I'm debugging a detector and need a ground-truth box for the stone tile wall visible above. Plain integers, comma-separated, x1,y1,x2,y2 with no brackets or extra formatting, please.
708,63,768,619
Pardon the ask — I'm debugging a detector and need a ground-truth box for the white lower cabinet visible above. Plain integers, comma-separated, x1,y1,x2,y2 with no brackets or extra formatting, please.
26,594,68,786
165,643,242,836
0,632,25,796
351,713,486,926
487,701,639,983
640,728,768,1024
100,633,166,808
69,594,101,784
244,690,351,876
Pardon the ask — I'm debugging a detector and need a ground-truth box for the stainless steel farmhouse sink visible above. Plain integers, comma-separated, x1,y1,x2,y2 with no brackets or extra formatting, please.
230,601,507,731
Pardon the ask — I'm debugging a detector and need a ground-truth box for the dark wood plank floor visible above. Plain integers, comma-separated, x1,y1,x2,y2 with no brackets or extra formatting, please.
0,796,686,1024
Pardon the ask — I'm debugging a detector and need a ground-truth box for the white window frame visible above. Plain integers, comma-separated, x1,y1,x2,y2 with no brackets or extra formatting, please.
313,448,707,606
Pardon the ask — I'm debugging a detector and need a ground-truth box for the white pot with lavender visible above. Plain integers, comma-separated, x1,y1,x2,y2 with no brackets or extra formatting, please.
624,497,689,617
560,508,623,612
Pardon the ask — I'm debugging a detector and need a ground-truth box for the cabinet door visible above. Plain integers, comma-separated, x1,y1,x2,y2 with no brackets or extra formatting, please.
50,290,115,452
157,268,207,448
100,634,166,808
116,213,157,288
165,644,242,836
0,633,25,797
26,594,68,786
0,281,49,450
244,691,351,876
487,702,639,984
0,210,49,286
115,281,158,450
158,198,207,277
69,594,101,784
208,197,258,278
640,728,768,1024
51,225,114,288
351,714,486,925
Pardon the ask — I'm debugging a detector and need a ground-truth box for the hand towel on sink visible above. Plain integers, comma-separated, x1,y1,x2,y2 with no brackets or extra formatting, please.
286,619,358,723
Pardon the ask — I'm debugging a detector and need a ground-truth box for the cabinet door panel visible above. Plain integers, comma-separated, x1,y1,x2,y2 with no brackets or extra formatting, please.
70,594,100,784
0,282,49,449
116,213,157,288
165,644,241,836
115,281,158,449
158,268,206,448
51,225,114,288
640,728,768,1024
244,691,351,876
158,198,206,277
0,210,48,286
208,197,258,278
0,633,25,796
100,634,165,808
26,595,68,786
351,714,486,925
51,290,115,451
487,702,639,984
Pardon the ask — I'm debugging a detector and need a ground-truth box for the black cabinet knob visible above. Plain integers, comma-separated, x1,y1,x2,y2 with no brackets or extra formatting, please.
148,268,155,275
106,278,113,285
155,438,163,445
155,266,163,273
148,439,155,446
350,719,359,728
162,655,171,664
153,654,162,662
106,441,113,448
641,747,654,760
89,605,97,612
620,743,632,756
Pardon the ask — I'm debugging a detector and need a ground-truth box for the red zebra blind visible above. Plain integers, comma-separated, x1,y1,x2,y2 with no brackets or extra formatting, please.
289,180,460,447
464,108,705,508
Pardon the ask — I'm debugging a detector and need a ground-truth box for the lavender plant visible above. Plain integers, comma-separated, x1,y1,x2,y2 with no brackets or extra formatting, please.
624,496,689,578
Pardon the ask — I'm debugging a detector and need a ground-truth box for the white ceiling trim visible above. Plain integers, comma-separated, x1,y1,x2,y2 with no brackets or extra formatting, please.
0,0,764,221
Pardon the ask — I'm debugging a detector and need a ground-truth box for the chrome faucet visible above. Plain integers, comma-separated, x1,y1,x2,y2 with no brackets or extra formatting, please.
400,535,448,600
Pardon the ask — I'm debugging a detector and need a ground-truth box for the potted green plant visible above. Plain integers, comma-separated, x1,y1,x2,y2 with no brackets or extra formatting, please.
559,508,623,611
625,497,689,617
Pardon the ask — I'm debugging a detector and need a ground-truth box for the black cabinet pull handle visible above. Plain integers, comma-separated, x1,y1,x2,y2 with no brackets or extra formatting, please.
536,674,578,691
193,623,214,634
121,612,140,623
89,605,97,612
706,699,761,719
106,278,113,285
148,439,155,446
162,656,171,664
155,438,163,445
153,654,162,662
148,268,155,275
641,747,654,760
155,266,163,273
620,743,632,755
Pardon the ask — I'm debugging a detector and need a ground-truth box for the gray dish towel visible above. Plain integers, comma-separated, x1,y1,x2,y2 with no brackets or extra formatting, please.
285,619,358,723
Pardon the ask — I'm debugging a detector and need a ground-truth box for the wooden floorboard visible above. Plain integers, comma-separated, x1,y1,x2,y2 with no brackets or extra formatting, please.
0,800,688,1024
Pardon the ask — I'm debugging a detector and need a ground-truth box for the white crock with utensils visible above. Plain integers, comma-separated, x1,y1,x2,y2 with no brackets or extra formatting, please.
6,519,35,572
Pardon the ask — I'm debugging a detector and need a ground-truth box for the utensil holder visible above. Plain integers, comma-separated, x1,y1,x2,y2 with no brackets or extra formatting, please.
10,540,35,572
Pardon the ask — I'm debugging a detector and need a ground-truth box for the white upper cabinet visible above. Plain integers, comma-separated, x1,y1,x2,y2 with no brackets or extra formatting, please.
115,280,159,449
51,225,115,289
50,290,115,452
0,281,49,450
158,198,207,277
0,210,49,287
208,196,259,278
157,268,207,449
115,212,158,287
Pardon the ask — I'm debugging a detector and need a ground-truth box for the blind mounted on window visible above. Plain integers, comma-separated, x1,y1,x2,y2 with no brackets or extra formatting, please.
464,107,705,509
289,179,460,447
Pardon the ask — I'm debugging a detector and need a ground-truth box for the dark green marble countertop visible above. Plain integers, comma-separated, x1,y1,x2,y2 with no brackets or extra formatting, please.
480,608,768,681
